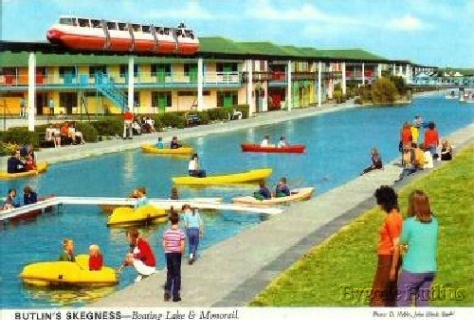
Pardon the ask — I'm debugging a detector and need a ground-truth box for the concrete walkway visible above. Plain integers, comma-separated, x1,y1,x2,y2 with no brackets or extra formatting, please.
90,123,474,305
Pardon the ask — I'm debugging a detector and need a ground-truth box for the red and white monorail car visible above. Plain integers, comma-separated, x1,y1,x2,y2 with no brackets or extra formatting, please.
46,16,199,55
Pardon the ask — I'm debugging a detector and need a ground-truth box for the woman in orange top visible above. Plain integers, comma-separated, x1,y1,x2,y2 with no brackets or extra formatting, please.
400,122,412,149
370,185,403,307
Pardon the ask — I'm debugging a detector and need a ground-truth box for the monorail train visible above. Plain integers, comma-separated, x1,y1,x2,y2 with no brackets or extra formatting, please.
46,16,199,55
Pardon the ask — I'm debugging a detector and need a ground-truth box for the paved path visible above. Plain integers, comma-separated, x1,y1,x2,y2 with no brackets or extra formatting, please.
92,124,474,305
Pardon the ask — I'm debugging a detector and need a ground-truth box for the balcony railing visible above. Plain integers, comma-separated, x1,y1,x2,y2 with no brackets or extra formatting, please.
0,71,242,87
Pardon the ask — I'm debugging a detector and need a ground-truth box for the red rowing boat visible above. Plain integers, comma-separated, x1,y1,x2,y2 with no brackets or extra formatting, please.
241,144,306,153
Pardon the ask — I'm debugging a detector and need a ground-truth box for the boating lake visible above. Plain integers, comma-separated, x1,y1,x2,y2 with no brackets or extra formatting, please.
0,94,473,308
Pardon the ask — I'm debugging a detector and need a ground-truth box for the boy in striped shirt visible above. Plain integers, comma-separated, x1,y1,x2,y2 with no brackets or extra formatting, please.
163,212,186,302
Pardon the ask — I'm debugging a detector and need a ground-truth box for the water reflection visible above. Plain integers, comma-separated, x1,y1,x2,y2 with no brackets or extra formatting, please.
24,285,118,307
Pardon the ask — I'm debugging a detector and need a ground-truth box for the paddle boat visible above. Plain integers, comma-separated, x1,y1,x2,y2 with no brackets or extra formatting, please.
0,162,48,179
107,204,167,226
172,168,273,186
241,143,306,154
99,197,223,214
232,187,315,206
20,255,118,287
141,144,194,155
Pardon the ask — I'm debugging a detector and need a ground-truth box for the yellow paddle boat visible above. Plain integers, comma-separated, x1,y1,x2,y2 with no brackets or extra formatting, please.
232,187,315,206
20,255,118,287
107,204,167,226
0,162,48,179
141,144,194,155
172,168,273,186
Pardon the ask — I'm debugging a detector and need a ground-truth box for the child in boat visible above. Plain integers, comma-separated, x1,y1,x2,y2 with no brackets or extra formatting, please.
188,154,206,177
170,136,182,149
163,212,186,302
134,187,150,208
277,136,288,148
156,137,164,149
59,238,76,262
23,186,38,205
170,187,179,200
254,181,271,200
3,188,21,209
275,177,290,197
260,135,271,147
89,244,104,271
24,155,37,171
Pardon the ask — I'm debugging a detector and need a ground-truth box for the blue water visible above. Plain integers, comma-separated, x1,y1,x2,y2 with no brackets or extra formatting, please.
0,95,472,307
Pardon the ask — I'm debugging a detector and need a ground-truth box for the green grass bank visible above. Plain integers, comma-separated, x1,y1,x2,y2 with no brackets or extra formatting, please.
251,147,474,307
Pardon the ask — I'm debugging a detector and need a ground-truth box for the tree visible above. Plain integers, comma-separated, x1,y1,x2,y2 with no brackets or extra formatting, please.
371,78,398,103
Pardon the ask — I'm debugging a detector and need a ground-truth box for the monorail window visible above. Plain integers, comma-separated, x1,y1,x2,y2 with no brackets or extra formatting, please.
118,22,127,31
164,28,170,35
91,19,101,28
185,30,194,39
132,24,141,32
59,17,74,26
78,18,90,28
158,27,164,35
107,22,117,30
142,25,151,33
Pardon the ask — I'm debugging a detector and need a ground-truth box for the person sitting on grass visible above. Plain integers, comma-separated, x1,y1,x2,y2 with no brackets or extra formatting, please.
23,186,38,205
275,177,290,197
7,150,26,173
59,238,76,262
170,136,182,149
88,244,104,271
254,181,271,200
156,137,164,149
360,147,383,175
440,140,453,161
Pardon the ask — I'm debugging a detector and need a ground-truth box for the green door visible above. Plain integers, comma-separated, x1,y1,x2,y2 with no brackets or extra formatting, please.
157,65,166,82
157,93,167,113
223,94,233,108
223,64,232,82
189,65,198,83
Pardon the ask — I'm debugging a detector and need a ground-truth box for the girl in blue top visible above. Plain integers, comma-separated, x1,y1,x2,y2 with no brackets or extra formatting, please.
182,204,203,265
397,190,439,307
134,187,150,209
156,137,164,149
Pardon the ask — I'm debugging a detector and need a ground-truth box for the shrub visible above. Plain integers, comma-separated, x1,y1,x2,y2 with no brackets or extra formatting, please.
372,77,398,103
158,112,186,128
90,119,123,137
354,98,363,105
198,111,210,124
150,115,163,132
1,127,39,148
76,122,98,142
236,104,250,119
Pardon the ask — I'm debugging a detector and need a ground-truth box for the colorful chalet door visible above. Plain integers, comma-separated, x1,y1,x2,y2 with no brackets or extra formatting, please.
157,93,167,113
189,65,198,83
157,65,166,83
223,93,233,108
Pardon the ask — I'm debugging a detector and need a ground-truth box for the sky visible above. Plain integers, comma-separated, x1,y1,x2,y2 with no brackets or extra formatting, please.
1,0,473,68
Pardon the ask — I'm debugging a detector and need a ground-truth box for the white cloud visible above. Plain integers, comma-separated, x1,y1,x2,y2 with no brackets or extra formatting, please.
144,2,225,20
388,14,427,31
245,0,356,24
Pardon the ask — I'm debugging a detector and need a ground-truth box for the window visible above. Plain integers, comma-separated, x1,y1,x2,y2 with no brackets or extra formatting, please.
118,22,127,31
91,19,102,28
216,63,238,72
59,66,75,78
89,65,107,77
152,91,172,108
78,18,90,28
106,21,117,30
59,17,74,26
133,92,140,107
142,25,151,33
119,65,138,77
59,92,78,108
177,91,210,97
151,64,171,76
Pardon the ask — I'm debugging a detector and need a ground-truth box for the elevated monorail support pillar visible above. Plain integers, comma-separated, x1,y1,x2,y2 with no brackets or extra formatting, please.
27,52,36,131
362,63,365,87
317,61,322,107
377,63,382,78
393,63,396,75
246,60,253,117
127,56,135,113
405,64,412,84
287,60,292,112
341,62,347,95
197,58,203,111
